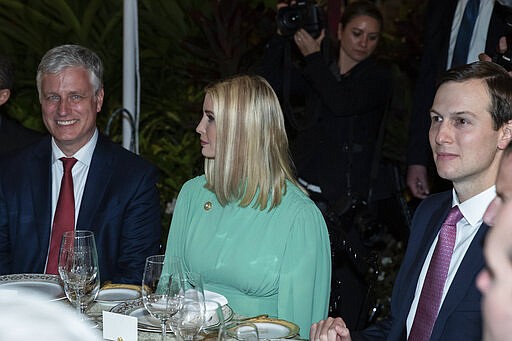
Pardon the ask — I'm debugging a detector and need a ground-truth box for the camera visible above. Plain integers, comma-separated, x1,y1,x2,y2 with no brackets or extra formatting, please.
276,1,324,38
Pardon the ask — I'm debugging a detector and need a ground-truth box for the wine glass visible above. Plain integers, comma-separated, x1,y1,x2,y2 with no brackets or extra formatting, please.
142,255,183,341
203,300,227,341
58,230,100,321
171,272,205,341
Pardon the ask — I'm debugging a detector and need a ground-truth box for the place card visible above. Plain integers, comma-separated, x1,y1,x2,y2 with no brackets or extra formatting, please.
103,311,138,341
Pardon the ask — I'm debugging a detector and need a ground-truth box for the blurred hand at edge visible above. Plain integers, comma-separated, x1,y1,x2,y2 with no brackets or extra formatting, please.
407,164,430,199
479,36,511,76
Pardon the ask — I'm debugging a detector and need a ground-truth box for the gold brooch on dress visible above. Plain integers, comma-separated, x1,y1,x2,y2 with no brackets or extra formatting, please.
204,201,212,211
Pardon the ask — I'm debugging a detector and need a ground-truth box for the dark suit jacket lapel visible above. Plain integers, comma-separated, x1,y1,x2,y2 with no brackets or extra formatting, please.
77,134,114,231
431,223,488,339
423,0,458,71
438,0,459,68
30,137,53,262
392,195,452,334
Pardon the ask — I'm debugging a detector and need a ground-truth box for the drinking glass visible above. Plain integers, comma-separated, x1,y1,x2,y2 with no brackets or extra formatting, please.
172,298,205,340
58,230,100,320
142,255,183,341
171,272,205,340
203,300,227,341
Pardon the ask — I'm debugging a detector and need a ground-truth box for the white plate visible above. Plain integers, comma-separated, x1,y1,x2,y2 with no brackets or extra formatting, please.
230,318,300,339
96,285,141,306
110,298,234,333
0,274,66,301
205,290,228,306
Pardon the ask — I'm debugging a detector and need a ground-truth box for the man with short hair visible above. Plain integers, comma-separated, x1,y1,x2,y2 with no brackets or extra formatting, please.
0,45,161,284
310,61,512,340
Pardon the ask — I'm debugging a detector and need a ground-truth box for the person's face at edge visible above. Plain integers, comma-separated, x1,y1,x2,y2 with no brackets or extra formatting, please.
196,94,216,158
429,79,509,200
483,153,512,226
338,15,380,65
477,193,512,341
40,67,103,156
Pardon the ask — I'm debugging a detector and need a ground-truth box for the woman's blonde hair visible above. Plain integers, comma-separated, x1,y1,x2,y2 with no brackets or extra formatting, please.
203,75,304,210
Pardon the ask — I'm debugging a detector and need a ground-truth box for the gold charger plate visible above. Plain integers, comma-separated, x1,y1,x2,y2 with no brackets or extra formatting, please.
96,283,141,306
231,317,300,339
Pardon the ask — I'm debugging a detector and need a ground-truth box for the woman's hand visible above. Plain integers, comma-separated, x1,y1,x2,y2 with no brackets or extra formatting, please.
294,28,325,56
310,317,351,341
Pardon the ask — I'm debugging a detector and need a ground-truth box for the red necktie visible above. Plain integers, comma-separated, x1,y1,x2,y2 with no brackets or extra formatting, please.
408,206,463,340
46,157,78,274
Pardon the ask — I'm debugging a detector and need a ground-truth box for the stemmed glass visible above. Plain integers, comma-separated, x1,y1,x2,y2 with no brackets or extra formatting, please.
58,230,100,321
204,300,227,341
171,272,205,341
142,255,183,341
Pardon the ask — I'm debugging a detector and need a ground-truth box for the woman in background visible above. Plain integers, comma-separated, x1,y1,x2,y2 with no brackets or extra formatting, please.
259,1,393,328
163,75,331,336
259,0,392,207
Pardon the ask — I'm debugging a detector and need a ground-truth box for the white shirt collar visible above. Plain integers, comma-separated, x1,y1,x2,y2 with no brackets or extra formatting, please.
51,128,98,167
452,186,496,227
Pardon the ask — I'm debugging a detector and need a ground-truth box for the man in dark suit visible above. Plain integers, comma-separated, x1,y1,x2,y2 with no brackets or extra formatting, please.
0,55,43,155
406,0,509,199
0,45,161,284
309,61,512,340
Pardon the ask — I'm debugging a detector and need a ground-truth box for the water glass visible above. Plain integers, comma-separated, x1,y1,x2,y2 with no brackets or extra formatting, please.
58,230,100,320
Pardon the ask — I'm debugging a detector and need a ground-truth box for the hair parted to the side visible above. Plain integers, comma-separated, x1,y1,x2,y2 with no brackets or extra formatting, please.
203,74,304,210
340,0,383,31
36,44,103,100
438,61,512,130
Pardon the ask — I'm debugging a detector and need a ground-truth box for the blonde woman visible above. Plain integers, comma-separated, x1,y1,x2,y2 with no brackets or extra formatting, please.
163,75,331,336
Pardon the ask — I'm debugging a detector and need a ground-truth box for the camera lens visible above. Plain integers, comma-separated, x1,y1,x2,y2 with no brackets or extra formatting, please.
282,11,302,28
277,7,303,36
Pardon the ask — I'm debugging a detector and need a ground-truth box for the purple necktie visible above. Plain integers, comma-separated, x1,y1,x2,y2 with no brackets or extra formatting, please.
408,206,463,341
46,157,78,274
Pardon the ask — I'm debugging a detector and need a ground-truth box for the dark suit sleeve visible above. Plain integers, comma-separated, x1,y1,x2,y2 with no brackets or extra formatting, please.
114,164,161,284
351,319,393,340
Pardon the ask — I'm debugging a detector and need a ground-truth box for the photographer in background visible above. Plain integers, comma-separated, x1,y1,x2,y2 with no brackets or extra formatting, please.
0,55,43,156
258,0,394,330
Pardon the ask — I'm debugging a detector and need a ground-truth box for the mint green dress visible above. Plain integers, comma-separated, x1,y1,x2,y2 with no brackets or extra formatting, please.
163,175,331,337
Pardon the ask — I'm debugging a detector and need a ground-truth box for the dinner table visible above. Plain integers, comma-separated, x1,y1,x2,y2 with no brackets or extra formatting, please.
0,274,304,341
